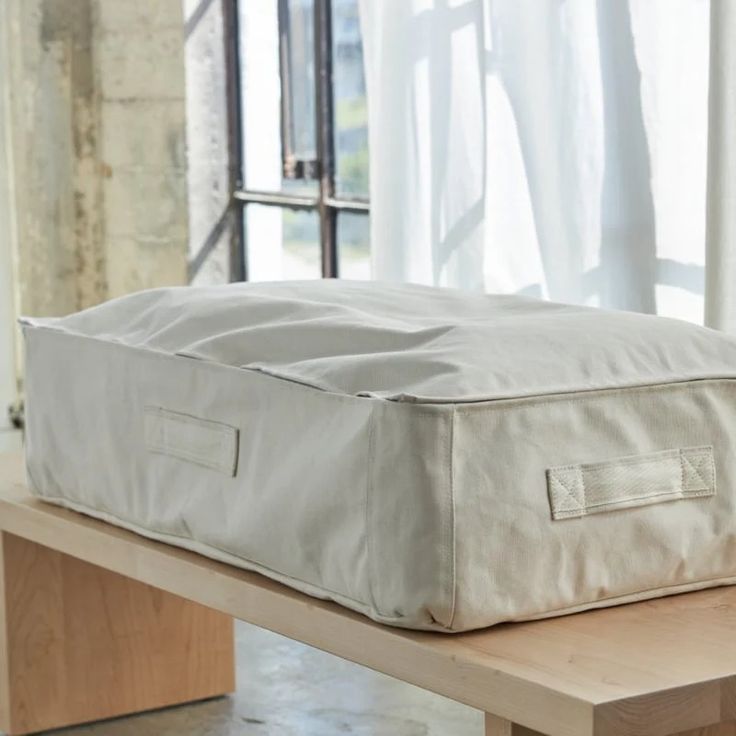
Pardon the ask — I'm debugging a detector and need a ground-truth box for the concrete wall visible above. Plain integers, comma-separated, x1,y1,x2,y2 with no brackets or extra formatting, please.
2,0,188,319
0,10,21,443
96,0,189,297
183,0,231,286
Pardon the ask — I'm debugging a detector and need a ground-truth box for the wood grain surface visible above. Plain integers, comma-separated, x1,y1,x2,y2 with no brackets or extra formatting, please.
0,529,234,735
3,453,736,736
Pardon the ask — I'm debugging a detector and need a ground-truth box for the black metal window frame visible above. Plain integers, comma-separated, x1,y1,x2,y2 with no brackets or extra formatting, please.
222,0,369,282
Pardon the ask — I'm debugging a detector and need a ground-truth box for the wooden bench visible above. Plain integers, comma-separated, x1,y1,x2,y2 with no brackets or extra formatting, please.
1,452,736,736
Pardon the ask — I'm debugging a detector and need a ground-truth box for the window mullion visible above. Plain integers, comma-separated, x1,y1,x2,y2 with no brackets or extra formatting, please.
314,0,338,278
222,0,247,282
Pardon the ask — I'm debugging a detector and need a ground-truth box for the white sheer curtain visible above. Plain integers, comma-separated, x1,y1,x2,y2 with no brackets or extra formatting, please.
705,1,736,331
360,0,735,328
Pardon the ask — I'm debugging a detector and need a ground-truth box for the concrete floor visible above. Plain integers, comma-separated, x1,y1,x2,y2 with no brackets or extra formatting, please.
0,428,21,454
41,621,483,735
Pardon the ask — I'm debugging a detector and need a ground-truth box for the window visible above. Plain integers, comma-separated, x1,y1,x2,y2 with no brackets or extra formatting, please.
223,0,370,282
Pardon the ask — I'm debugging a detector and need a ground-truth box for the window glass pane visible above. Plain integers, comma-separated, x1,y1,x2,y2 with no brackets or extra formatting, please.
239,1,317,194
337,212,370,279
283,0,316,163
332,0,369,198
245,204,321,281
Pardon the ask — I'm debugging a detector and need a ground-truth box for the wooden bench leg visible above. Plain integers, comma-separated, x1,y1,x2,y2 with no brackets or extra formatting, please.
484,713,736,736
0,531,235,735
485,713,544,735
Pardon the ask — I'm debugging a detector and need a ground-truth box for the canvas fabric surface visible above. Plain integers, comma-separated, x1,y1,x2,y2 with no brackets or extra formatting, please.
20,280,736,631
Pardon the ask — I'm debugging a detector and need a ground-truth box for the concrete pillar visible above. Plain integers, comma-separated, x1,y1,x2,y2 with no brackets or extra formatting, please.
96,0,188,298
1,0,188,318
183,0,231,286
0,3,21,445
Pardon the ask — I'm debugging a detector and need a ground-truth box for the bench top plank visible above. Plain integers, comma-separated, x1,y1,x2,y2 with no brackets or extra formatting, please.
2,453,735,736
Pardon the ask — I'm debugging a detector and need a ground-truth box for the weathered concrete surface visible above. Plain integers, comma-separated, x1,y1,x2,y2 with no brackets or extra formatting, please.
97,0,188,297
0,3,21,425
2,0,188,316
43,621,482,735
3,0,101,316
183,0,231,286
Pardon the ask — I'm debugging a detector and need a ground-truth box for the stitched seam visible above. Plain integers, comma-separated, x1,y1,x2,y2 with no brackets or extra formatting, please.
553,488,715,518
446,405,457,630
549,446,715,517
34,492,370,607
680,450,686,492
551,447,712,473
146,438,236,473
554,454,676,472
549,473,584,511
144,407,238,473
708,448,718,495
519,572,736,622
681,451,710,490
144,406,236,434
583,486,705,504
30,326,451,626
147,441,229,465
549,446,716,520
575,488,713,510
364,407,379,615
27,325,374,407
24,323,736,408
580,466,587,511
455,380,736,413
146,446,232,474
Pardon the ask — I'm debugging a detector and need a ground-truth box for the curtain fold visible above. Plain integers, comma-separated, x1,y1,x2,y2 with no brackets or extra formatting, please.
705,0,736,332
360,0,720,326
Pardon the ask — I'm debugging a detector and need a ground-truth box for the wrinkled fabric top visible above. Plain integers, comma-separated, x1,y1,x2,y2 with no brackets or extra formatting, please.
23,280,736,403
